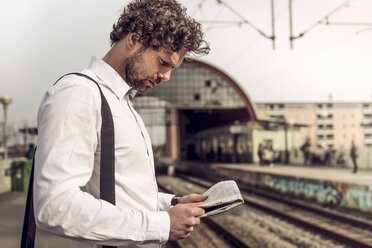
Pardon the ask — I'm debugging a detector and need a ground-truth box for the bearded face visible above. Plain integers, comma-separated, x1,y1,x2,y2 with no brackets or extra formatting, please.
115,42,185,93
122,47,160,92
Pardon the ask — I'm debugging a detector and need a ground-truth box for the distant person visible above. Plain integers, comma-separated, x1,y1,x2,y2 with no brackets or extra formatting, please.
267,141,275,167
258,143,264,165
262,142,274,166
350,140,358,173
25,143,35,160
33,0,210,247
323,146,330,166
300,138,311,165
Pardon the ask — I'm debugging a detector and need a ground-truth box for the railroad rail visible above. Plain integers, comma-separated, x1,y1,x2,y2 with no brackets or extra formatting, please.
177,173,372,248
158,183,251,248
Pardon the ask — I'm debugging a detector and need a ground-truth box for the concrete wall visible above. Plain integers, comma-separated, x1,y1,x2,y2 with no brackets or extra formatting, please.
182,161,372,214
213,167,372,213
0,159,13,195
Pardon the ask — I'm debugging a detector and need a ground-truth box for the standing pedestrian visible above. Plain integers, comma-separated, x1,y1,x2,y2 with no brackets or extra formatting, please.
350,140,358,173
33,0,210,247
258,143,264,165
300,138,311,165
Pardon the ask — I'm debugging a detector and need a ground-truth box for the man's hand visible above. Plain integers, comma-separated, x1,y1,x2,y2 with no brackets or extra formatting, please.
178,194,208,204
166,202,205,240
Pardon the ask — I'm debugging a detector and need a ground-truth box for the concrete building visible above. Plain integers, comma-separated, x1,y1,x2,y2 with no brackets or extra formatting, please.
255,101,369,150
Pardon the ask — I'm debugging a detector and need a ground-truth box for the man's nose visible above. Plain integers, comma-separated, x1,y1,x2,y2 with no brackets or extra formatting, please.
158,69,172,82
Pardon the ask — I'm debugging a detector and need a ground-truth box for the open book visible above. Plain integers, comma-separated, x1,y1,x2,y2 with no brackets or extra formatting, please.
200,180,244,218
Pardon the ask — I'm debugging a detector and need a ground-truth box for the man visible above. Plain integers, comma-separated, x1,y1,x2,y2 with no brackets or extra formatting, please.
350,140,358,173
34,0,210,247
300,138,311,166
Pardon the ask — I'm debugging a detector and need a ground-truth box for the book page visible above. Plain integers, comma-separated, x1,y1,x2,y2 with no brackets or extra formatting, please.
201,180,241,208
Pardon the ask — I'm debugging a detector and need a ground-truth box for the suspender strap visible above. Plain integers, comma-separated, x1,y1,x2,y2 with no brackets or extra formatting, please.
21,153,36,248
21,73,116,248
63,73,116,205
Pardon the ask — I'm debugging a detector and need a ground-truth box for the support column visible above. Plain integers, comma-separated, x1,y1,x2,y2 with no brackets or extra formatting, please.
165,109,178,159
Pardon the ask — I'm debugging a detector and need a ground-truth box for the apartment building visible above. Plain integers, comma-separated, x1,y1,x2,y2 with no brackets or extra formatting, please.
255,101,370,149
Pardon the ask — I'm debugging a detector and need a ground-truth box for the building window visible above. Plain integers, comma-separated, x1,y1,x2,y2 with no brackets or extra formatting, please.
343,124,346,128
194,93,200,101
343,134,347,139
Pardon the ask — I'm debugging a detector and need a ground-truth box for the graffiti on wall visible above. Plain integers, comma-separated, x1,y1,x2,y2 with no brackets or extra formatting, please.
210,166,372,213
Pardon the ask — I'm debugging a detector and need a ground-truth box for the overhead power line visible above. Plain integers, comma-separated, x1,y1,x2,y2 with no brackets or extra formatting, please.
225,2,293,69
289,0,357,49
253,31,362,88
200,0,276,49
321,21,372,27
218,0,273,39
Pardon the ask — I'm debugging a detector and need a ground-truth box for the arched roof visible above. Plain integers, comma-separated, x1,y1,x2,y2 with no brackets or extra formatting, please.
134,57,258,128
184,58,257,122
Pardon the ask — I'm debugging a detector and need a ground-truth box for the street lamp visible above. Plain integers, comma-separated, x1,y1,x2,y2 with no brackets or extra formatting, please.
0,94,12,159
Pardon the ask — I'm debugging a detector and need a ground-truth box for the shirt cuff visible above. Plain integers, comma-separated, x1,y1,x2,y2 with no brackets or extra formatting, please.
147,211,170,244
158,192,175,210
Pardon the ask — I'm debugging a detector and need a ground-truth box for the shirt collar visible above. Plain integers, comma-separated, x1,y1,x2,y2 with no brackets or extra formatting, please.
87,56,137,99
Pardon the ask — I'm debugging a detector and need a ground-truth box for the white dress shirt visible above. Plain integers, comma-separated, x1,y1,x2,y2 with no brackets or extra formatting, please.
34,57,173,248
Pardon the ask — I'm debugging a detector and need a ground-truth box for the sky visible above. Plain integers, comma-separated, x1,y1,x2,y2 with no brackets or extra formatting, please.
1,0,372,131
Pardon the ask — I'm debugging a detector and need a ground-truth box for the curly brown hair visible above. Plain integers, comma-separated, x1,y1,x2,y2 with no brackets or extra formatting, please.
110,0,209,55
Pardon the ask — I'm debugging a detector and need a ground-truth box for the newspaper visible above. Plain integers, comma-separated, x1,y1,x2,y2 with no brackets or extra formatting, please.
200,180,244,217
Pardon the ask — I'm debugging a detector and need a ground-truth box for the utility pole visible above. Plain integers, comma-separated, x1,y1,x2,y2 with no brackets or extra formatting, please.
271,0,276,50
289,0,294,49
0,94,12,160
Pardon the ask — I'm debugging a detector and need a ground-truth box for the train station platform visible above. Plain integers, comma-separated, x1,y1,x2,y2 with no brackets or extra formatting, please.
211,163,372,186
0,192,69,248
171,160,372,214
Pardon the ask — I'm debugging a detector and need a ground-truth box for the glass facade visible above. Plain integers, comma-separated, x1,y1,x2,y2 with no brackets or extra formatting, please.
133,61,246,110
132,59,254,161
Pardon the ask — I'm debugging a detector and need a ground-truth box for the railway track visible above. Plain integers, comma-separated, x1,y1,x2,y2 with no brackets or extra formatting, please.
177,173,372,248
158,183,252,248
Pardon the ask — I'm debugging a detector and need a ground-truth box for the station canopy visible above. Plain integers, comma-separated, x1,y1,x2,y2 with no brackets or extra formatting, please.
133,59,257,132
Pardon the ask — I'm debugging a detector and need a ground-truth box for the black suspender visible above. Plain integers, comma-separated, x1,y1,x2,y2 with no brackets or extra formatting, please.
21,73,116,248
21,154,36,248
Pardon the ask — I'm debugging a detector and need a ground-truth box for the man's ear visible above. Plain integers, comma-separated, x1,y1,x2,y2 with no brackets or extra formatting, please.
127,32,141,50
